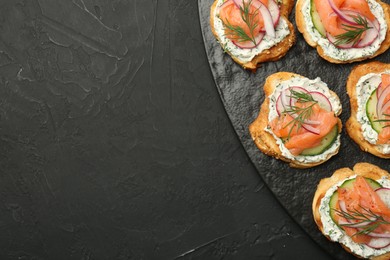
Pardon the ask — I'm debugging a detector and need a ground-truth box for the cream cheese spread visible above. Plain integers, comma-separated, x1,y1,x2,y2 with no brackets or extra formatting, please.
301,0,387,61
356,71,390,154
265,76,342,163
319,175,390,259
213,0,290,63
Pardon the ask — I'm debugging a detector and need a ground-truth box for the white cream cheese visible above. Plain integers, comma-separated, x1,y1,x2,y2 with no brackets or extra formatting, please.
213,0,290,63
301,0,387,61
265,76,342,163
319,175,390,259
356,71,390,154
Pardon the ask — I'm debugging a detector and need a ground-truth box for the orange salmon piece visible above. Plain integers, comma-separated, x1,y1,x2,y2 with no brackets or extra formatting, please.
219,0,268,41
335,187,372,244
313,0,376,37
270,103,338,155
336,176,390,243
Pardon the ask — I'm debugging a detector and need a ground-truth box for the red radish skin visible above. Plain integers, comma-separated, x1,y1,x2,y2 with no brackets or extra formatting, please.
276,93,284,116
377,83,384,99
376,86,390,119
327,0,359,25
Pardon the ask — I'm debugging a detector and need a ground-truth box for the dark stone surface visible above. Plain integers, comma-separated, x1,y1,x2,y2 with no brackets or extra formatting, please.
0,0,356,259
199,0,390,259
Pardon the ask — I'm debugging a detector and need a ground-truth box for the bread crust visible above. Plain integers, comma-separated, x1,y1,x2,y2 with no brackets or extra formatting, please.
346,61,390,158
312,162,390,260
249,72,342,168
210,0,296,71
295,0,390,64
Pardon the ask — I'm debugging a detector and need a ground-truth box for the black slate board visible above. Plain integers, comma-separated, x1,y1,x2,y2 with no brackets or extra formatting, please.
199,1,390,259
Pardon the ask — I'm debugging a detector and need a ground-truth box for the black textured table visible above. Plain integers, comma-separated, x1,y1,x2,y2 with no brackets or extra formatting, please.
0,0,339,259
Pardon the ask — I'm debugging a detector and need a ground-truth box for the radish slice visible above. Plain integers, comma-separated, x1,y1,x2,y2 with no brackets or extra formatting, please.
376,187,390,208
339,200,348,213
378,83,390,101
301,123,320,135
267,0,280,27
366,237,390,249
276,93,284,116
251,0,275,38
377,86,390,118
309,91,333,111
355,19,379,48
232,32,265,49
377,83,384,99
380,101,390,123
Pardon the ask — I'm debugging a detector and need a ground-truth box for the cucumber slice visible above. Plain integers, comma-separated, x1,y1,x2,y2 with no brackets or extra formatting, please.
300,125,338,156
310,0,326,36
329,178,382,224
366,89,383,133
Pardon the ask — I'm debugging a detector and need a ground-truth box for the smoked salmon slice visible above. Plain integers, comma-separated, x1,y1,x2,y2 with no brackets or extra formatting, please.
270,102,338,155
313,0,376,37
219,0,268,41
335,176,390,244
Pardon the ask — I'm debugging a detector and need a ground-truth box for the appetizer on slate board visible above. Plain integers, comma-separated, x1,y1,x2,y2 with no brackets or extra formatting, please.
313,163,390,259
346,61,390,158
295,0,390,63
249,72,342,168
210,0,296,70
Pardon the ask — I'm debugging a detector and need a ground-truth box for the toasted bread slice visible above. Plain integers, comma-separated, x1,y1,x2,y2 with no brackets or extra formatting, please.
249,72,342,168
210,0,296,71
346,61,390,158
313,162,390,260
295,0,390,63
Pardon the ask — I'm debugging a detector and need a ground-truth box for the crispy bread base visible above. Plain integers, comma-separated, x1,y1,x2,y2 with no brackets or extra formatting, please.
346,61,390,158
210,0,296,71
312,162,390,260
295,0,390,64
248,72,342,168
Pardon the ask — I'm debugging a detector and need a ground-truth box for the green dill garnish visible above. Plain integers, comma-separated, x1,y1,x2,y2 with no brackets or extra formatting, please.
374,113,390,128
222,0,259,45
334,205,390,236
334,14,372,47
283,90,318,139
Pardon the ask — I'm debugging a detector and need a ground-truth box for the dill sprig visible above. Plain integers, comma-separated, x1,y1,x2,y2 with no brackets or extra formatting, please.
334,14,372,46
334,205,390,236
222,0,259,45
374,113,390,128
283,90,318,139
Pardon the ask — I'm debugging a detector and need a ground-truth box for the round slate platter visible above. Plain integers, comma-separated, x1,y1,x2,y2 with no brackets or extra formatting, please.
198,1,390,259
